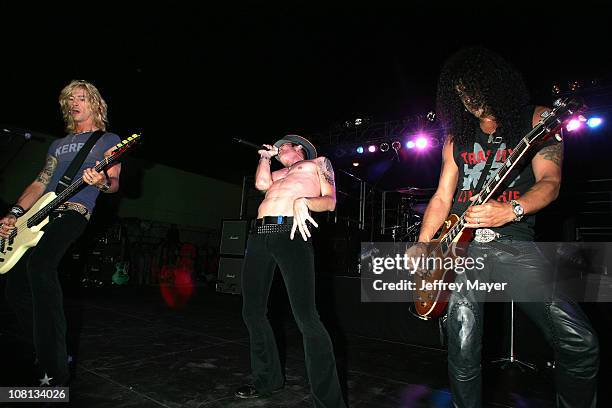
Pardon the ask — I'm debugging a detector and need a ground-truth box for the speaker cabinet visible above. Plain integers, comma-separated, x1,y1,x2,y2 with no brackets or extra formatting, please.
220,220,249,256
216,256,243,295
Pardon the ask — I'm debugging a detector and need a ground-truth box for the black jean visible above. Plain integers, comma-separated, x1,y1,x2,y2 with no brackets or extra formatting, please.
5,211,87,385
446,241,599,408
241,230,346,408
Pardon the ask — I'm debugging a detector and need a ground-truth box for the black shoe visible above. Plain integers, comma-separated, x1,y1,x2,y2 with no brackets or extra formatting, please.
235,384,259,399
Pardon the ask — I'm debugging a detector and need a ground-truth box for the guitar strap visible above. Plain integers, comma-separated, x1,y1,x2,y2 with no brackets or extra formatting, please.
55,130,106,194
471,134,521,255
472,134,503,194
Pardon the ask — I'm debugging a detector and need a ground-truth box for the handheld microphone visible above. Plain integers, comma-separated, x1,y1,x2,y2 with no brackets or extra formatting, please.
232,138,264,150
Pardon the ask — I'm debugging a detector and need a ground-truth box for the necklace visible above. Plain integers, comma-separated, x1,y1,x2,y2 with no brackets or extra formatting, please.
70,129,96,142
486,129,499,144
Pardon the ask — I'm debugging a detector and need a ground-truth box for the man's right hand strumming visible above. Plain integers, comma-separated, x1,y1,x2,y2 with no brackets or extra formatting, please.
405,242,430,277
0,214,17,239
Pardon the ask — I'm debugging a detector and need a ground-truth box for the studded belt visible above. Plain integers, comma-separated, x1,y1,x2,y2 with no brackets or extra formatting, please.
54,202,90,220
256,216,294,226
252,216,294,234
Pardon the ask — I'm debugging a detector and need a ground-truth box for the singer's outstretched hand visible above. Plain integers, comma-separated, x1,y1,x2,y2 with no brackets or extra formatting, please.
258,144,278,160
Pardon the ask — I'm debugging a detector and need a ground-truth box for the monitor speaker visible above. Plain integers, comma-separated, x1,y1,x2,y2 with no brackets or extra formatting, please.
220,220,249,256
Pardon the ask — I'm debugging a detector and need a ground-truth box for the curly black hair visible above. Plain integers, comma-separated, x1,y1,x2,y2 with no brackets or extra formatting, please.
436,46,530,147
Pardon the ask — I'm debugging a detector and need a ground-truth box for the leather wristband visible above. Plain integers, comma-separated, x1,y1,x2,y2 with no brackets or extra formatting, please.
9,205,25,218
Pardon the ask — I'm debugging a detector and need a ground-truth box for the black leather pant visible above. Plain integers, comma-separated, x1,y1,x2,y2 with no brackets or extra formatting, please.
446,241,599,408
5,211,87,385
241,231,346,408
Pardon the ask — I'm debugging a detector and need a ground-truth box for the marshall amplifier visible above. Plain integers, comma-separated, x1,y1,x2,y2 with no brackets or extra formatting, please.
220,220,249,256
216,256,243,295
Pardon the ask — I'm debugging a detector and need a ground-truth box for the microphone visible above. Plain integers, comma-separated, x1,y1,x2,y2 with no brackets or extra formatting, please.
232,138,265,151
1,127,45,142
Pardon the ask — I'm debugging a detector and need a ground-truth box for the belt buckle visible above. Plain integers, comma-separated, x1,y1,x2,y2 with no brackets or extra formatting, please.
277,215,283,224
474,228,498,243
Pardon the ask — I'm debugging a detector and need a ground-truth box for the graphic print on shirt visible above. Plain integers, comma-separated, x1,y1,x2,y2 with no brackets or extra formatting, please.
55,142,85,157
457,141,521,204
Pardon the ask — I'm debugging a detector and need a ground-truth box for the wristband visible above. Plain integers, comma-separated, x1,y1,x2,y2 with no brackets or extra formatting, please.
9,205,25,218
97,182,110,192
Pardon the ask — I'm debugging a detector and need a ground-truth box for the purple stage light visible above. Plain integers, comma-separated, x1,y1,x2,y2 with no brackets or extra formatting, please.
415,137,428,150
566,119,582,132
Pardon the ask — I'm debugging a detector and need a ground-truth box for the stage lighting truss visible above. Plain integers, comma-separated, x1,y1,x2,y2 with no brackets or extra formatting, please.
311,113,447,157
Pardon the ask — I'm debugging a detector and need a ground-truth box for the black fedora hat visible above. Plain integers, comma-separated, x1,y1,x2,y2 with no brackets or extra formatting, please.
273,134,318,161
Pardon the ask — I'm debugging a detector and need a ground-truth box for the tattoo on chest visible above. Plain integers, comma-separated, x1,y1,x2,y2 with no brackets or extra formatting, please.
36,155,58,186
319,158,335,185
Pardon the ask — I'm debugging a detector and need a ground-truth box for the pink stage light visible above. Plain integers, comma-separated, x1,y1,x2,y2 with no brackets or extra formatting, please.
368,145,377,153
566,119,582,132
415,137,428,150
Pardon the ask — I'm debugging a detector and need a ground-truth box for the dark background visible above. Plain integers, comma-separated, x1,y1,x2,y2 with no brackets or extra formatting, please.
1,1,611,186
1,4,611,405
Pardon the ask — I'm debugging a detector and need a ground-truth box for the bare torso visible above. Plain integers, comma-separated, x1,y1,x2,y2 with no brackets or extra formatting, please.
258,160,321,217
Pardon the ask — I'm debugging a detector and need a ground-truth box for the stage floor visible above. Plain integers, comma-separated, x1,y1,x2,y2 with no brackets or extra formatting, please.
0,284,607,407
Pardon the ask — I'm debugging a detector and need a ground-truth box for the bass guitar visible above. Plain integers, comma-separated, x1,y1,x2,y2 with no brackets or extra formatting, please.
0,133,141,274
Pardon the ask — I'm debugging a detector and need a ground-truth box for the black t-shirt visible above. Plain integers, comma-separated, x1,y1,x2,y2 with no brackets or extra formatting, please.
450,105,559,241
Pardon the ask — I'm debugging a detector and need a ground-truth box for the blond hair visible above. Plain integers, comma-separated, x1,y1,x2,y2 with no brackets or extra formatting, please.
59,80,108,133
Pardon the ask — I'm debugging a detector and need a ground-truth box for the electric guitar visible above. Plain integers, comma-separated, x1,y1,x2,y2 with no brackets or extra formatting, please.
0,133,141,274
112,261,130,285
412,98,584,319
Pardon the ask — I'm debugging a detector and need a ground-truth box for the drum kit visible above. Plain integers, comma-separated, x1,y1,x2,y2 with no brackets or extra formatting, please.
382,187,434,242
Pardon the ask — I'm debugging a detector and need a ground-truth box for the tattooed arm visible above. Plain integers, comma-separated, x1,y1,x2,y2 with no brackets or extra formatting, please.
290,156,337,240
15,155,58,211
300,156,337,212
509,106,564,216
514,141,563,216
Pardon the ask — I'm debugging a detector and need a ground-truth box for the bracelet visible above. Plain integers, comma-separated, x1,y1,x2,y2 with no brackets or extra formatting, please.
97,182,110,192
9,205,25,218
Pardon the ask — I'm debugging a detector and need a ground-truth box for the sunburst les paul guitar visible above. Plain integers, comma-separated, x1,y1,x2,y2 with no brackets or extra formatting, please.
411,98,584,319
0,133,141,274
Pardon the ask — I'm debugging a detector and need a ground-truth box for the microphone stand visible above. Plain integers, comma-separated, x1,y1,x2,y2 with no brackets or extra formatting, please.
0,136,30,175
0,127,46,175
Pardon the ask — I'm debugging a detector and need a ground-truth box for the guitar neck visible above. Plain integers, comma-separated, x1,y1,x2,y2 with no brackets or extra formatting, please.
438,123,551,251
27,157,115,227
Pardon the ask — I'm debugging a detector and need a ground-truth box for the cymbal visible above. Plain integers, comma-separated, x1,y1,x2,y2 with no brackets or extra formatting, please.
395,187,435,196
